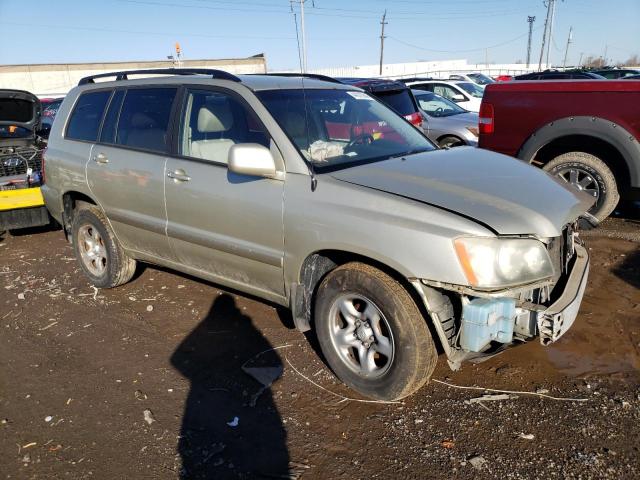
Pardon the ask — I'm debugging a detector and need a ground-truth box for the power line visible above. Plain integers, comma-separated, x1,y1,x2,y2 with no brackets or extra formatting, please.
0,20,295,40
116,0,536,21
387,27,540,54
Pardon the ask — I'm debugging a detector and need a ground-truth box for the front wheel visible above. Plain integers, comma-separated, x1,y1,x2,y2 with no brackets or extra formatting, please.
543,152,619,222
314,262,437,401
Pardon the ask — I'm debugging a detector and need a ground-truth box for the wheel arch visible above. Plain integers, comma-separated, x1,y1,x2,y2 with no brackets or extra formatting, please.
516,116,640,192
290,249,449,354
61,190,98,238
436,134,466,146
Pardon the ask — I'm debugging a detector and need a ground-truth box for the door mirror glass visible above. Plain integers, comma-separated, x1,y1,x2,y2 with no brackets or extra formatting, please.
228,143,276,178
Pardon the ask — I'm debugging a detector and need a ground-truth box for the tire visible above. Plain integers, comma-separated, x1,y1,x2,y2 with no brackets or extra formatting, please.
438,136,465,149
542,152,619,222
71,205,136,288
314,262,437,400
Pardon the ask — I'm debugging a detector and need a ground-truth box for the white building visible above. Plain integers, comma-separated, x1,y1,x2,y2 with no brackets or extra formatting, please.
0,55,267,98
288,59,547,79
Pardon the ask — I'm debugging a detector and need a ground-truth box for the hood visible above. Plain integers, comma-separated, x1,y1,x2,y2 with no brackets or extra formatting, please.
0,89,41,132
330,148,594,237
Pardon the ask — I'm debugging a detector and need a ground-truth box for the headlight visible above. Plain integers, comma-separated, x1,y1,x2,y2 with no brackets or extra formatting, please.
454,237,554,288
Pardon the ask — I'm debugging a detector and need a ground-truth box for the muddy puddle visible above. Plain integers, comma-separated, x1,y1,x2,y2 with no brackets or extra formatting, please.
530,236,639,379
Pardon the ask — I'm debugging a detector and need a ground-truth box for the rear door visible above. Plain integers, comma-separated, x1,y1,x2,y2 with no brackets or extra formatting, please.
86,86,177,258
164,87,285,299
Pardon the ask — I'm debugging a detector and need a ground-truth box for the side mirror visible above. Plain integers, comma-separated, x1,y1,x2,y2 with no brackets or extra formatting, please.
451,94,466,102
228,143,277,178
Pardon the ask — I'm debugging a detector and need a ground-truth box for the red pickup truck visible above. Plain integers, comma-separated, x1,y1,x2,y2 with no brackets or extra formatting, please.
478,80,640,221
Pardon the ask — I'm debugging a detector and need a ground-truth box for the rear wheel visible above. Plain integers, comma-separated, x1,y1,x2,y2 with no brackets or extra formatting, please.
543,152,619,222
438,136,465,149
314,262,437,401
71,205,136,288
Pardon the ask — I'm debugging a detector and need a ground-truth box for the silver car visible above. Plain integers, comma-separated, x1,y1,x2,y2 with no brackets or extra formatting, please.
413,90,479,148
42,69,593,401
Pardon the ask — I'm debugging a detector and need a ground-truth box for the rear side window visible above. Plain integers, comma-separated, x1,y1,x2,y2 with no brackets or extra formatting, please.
115,88,177,153
66,91,111,141
374,90,416,116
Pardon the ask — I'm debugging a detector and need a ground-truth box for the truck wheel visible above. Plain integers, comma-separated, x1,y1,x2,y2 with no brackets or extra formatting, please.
543,152,619,222
314,262,437,401
71,205,136,288
438,136,465,148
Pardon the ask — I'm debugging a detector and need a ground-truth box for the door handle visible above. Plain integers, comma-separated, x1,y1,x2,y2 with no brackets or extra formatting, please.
93,153,109,164
167,170,191,182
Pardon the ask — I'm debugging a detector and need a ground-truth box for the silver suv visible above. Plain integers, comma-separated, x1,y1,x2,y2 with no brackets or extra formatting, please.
42,69,592,400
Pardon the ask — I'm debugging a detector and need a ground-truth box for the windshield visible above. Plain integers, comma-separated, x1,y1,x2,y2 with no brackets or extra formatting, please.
373,89,417,116
468,73,495,85
456,82,484,98
258,89,434,171
414,92,466,117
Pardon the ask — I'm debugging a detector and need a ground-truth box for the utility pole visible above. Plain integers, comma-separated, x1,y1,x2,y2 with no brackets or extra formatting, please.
299,0,307,73
538,0,553,70
562,26,572,67
603,44,608,66
545,0,557,68
578,52,584,67
379,10,387,76
526,16,536,68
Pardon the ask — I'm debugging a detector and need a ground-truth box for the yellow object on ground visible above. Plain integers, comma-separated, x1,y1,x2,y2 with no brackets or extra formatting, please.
0,187,45,211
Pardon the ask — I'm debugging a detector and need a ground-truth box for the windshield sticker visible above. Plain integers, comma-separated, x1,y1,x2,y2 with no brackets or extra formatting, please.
347,91,373,100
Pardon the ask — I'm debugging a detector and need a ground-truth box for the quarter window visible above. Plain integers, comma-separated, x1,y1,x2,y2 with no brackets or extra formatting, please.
66,91,111,142
179,90,269,164
99,90,125,144
115,88,177,153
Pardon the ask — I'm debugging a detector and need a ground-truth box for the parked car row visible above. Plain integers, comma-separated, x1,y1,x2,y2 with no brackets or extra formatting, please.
30,68,598,401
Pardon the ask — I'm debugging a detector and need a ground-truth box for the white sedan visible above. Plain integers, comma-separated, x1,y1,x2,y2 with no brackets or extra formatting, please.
403,79,483,112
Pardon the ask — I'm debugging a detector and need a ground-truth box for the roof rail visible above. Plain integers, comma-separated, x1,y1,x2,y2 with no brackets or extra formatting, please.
77,68,241,86
259,72,343,84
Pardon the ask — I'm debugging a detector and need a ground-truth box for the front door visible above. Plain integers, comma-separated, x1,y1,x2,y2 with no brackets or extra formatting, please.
164,87,285,299
86,87,178,258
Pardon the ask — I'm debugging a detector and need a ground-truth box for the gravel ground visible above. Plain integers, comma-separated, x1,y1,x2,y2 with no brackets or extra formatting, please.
0,216,638,479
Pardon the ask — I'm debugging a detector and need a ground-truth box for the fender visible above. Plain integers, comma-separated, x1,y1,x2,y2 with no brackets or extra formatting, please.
516,116,640,188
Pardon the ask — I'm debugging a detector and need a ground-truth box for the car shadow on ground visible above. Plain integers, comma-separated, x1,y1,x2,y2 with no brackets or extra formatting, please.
613,247,640,289
170,294,290,479
612,200,640,221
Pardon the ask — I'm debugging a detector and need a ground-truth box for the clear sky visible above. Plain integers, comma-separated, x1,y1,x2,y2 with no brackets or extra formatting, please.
0,0,638,69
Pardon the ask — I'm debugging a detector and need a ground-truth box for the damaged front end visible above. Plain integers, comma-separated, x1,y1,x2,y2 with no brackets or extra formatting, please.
412,223,590,370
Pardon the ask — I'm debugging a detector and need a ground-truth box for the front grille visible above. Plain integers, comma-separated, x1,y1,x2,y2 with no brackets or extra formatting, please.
0,147,42,177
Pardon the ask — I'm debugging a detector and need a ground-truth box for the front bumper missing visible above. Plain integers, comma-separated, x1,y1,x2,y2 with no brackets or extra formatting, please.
536,243,589,345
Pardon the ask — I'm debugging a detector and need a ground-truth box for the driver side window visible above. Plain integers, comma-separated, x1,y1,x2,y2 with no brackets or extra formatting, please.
179,89,269,164
433,85,457,101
